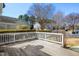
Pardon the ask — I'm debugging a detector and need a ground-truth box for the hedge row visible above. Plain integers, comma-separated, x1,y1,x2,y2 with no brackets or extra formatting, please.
0,29,51,33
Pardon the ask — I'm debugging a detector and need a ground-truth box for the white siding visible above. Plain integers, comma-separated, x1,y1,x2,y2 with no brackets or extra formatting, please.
0,22,16,29
0,3,3,15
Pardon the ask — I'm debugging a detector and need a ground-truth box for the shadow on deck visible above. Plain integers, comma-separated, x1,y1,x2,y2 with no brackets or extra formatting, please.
0,45,50,56
0,40,79,56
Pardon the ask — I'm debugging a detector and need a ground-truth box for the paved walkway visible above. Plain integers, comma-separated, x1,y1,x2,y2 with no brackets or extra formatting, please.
1,40,79,56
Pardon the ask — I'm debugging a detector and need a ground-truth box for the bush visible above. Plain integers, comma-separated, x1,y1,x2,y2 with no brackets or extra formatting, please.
0,29,51,33
37,30,51,32
16,25,30,29
72,31,75,34
65,29,68,31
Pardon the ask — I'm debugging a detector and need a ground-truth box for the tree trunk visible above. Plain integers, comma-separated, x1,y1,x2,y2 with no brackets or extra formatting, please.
73,19,75,32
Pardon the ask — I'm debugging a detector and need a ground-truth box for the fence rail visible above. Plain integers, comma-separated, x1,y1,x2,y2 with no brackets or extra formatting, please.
0,32,63,46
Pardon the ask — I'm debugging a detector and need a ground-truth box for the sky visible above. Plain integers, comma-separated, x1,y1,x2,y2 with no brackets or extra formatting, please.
2,3,79,18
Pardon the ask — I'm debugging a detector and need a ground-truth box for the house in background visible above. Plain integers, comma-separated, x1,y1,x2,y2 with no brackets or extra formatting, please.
0,3,3,15
0,16,17,29
0,3,28,30
0,15,29,29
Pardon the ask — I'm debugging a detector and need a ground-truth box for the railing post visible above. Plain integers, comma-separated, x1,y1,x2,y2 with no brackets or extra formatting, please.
37,32,39,40
61,34,64,47
14,33,16,42
45,32,47,40
23,35,26,40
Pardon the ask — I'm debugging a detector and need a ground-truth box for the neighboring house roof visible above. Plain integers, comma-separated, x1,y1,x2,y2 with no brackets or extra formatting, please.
0,16,28,26
0,16,18,23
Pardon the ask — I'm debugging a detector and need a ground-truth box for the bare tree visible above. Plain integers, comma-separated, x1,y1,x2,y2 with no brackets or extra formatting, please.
28,3,55,29
28,3,54,19
52,11,64,30
64,13,79,32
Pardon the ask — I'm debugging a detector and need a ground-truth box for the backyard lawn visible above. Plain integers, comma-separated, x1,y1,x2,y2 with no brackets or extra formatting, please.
65,37,79,47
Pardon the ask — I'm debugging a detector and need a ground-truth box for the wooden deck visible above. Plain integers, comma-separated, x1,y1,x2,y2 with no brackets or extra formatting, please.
0,40,79,56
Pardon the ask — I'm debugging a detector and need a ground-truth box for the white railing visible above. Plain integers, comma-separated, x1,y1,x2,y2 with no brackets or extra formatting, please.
0,32,64,46
36,32,64,46
0,32,37,45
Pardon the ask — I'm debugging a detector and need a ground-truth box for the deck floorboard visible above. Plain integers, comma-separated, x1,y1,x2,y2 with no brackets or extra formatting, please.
0,40,79,56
